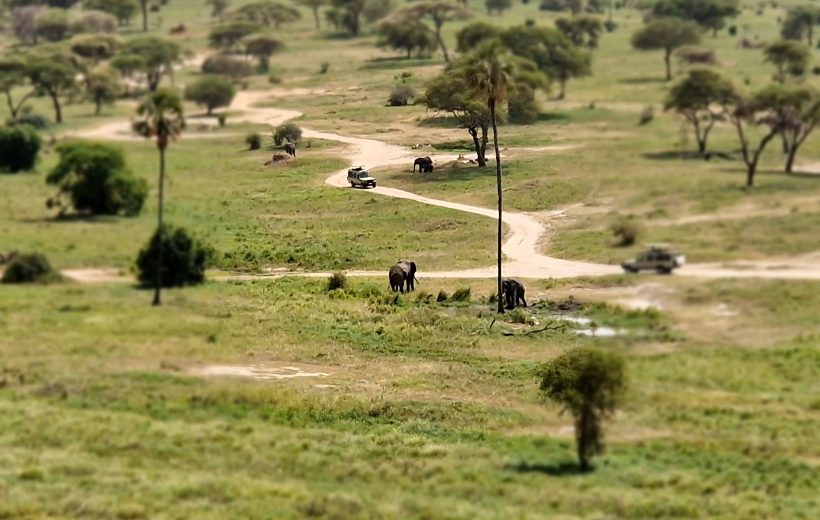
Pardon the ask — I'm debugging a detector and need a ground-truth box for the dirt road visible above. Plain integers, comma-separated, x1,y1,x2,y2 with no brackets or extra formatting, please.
61,89,820,282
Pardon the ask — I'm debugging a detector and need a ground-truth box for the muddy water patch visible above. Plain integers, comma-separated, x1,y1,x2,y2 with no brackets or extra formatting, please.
190,364,331,381
553,315,628,337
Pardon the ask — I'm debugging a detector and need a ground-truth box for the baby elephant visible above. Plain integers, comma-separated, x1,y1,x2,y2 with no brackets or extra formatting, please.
501,279,527,309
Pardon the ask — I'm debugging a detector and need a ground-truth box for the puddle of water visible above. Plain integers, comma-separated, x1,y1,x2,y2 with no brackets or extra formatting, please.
553,315,627,337
191,365,331,380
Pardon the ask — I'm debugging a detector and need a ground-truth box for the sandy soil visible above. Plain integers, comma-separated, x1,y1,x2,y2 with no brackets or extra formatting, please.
58,88,820,282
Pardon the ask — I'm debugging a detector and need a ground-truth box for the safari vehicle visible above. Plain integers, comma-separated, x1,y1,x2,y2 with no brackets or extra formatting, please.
622,244,686,274
347,167,376,188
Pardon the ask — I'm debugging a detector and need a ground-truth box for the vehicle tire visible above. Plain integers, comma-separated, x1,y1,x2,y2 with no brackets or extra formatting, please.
657,267,671,275
622,266,637,274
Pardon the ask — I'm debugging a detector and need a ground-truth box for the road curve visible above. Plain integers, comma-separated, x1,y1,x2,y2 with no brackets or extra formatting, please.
63,90,820,282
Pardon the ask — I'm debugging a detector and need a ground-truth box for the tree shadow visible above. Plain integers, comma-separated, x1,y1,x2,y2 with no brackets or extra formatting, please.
400,165,496,184
361,57,436,70
418,116,459,128
619,77,668,85
507,461,592,476
642,150,735,161
21,214,122,224
538,112,570,123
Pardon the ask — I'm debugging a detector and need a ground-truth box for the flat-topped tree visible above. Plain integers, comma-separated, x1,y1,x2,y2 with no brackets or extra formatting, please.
121,36,182,91
780,6,819,46
377,20,437,59
631,17,701,81
664,68,737,154
26,47,78,124
86,65,123,115
392,1,471,62
185,75,236,115
230,1,301,29
556,14,603,48
650,0,739,36
244,34,283,72
208,21,261,51
764,40,810,84
83,0,138,27
297,0,327,29
753,85,820,174
133,88,185,306
0,57,35,121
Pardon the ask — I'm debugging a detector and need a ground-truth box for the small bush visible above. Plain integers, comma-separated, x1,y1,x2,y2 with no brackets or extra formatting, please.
218,114,227,127
603,19,617,32
269,68,283,84
813,66,820,76
1,253,59,284
136,226,210,288
638,106,654,126
610,216,640,247
450,287,471,302
273,122,303,145
12,114,50,130
436,290,448,302
388,85,416,106
508,84,538,124
728,25,737,36
319,62,330,74
539,0,566,11
0,125,41,173
246,132,262,150
326,271,348,291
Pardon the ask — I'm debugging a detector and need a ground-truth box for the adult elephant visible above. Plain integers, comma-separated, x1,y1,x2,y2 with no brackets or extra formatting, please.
413,157,432,172
501,279,527,309
388,260,418,292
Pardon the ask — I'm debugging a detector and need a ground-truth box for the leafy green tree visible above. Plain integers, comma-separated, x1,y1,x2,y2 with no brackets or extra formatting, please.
35,7,69,42
230,1,301,29
326,0,366,36
208,20,261,51
631,18,701,80
109,53,146,93
752,85,820,173
273,122,302,145
83,0,138,27
726,93,780,188
391,1,471,62
86,65,123,115
70,33,121,63
780,6,819,46
0,57,35,121
377,20,437,58
133,88,185,306
0,125,41,173
423,70,492,166
462,40,517,313
121,36,182,91
46,141,147,216
297,0,327,28
456,21,501,53
362,0,393,23
70,10,118,33
764,40,810,84
485,0,511,15
651,0,739,36
539,348,627,471
202,53,255,85
185,75,236,115
206,0,230,19
136,226,209,288
501,25,588,99
244,34,283,72
556,14,603,48
507,83,539,124
27,55,77,123
664,68,737,153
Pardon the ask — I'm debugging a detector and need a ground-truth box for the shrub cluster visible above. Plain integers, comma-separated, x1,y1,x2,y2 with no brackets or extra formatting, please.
273,122,302,145
136,226,210,288
388,85,416,107
0,125,41,173
326,272,348,291
1,253,59,284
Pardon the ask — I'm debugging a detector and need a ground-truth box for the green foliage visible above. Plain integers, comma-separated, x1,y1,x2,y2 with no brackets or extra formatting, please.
230,1,301,29
46,142,148,217
273,122,303,145
0,125,41,173
664,68,737,152
0,253,58,284
377,20,437,59
202,53,254,85
184,75,236,115
387,84,415,106
780,6,819,45
764,39,811,82
485,0,511,15
456,21,501,53
539,348,626,470
35,7,69,42
631,18,702,80
245,132,262,150
121,36,182,91
243,34,283,72
556,14,603,48
26,51,77,123
326,0,366,36
83,0,138,26
650,0,740,33
136,226,210,288
508,83,539,124
609,215,641,247
70,10,118,34
85,65,123,116
362,0,393,23
436,289,448,302
208,20,261,51
70,33,120,62
539,0,567,12
326,271,348,291
389,1,472,61
449,287,471,302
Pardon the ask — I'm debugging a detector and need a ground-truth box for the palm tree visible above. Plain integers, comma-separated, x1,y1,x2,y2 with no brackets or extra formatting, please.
133,88,185,306
463,41,516,314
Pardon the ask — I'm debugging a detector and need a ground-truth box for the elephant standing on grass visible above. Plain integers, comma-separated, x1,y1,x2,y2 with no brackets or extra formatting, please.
413,157,433,172
501,279,527,309
388,261,418,292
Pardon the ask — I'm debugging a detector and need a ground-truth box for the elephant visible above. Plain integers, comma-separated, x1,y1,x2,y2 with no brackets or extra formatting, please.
284,142,296,157
421,163,433,173
501,279,527,309
388,261,418,292
413,157,433,172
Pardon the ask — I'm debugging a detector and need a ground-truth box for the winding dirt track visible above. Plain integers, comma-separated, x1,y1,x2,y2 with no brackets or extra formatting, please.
65,90,820,282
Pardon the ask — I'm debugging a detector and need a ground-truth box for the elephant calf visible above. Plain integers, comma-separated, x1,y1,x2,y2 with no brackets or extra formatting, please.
388,261,418,293
501,279,527,309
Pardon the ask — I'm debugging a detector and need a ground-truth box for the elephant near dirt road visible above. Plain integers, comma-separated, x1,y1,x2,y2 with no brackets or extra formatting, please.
501,279,527,309
413,157,433,172
388,261,418,292
284,143,296,157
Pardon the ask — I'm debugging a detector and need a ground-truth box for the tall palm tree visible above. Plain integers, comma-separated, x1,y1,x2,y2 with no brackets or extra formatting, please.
463,41,516,314
133,88,185,306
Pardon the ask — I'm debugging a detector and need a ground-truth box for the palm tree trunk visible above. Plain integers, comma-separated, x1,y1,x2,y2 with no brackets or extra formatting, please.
664,48,672,81
153,145,166,306
141,0,148,32
490,98,503,314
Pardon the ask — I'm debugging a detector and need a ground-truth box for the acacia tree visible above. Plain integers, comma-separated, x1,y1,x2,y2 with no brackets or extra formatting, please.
456,21,501,53
86,65,123,115
392,1,471,62
764,40,810,84
209,21,261,51
0,57,36,121
326,0,365,36
539,348,626,471
556,14,603,48
485,0,511,15
244,34,283,72
631,18,701,81
84,0,138,27
462,41,516,314
231,1,301,29
377,20,437,58
753,85,820,173
133,88,185,306
121,36,182,91
727,93,780,188
185,75,236,115
27,57,76,124
664,68,737,154
650,0,739,36
780,6,819,46
297,0,327,29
